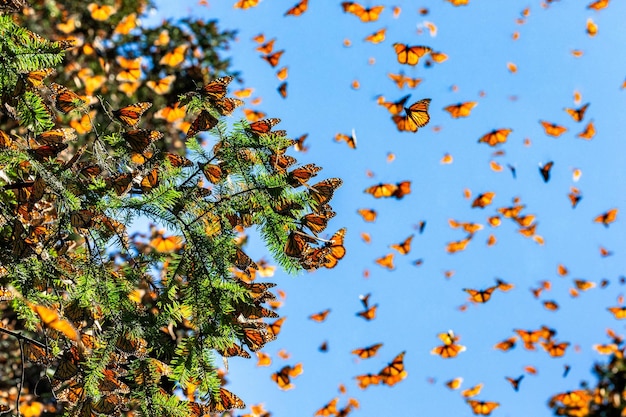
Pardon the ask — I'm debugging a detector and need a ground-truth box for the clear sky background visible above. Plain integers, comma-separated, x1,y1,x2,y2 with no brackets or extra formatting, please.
152,1,626,416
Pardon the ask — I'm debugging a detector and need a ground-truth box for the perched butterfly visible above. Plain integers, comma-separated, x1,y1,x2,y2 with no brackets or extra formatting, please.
466,400,500,416
309,178,343,206
540,121,568,137
594,208,617,227
301,212,335,235
351,343,383,359
208,388,245,412
539,161,554,182
392,98,431,132
122,129,163,152
285,0,308,16
478,129,512,146
187,110,218,138
200,76,233,102
393,43,432,65
113,102,152,128
262,50,284,67
286,163,322,186
444,101,477,118
342,2,385,22
322,228,347,269
28,143,68,161
247,118,281,136
464,286,497,303
49,83,85,114
241,323,276,351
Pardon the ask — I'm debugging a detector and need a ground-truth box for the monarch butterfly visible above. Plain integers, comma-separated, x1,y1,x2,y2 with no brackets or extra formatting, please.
256,38,275,54
464,286,497,303
478,128,512,146
87,3,116,20
70,209,95,229
233,0,260,9
388,72,422,89
576,120,595,140
309,309,331,322
466,400,500,416
105,173,133,196
49,83,85,114
607,306,626,319
277,82,288,98
218,342,252,359
378,351,407,386
564,103,589,122
354,373,382,389
538,161,554,182
495,278,514,291
334,131,357,149
159,45,188,67
594,208,617,227
342,2,385,22
0,286,13,302
23,343,54,365
208,388,245,412
35,128,77,145
541,340,569,357
284,231,315,258
243,108,266,122
356,304,377,321
115,334,148,358
314,398,339,417
357,208,377,222
540,120,568,137
18,68,55,90
247,118,281,136
392,98,431,132
301,212,335,235
27,143,68,162
116,56,142,82
285,0,308,16
379,94,411,115
150,233,183,253
99,369,130,395
494,336,517,351
461,383,483,398
351,343,383,359
446,0,470,5
267,316,286,337
445,377,463,390
30,304,79,341
53,380,85,405
261,50,284,67
200,76,233,101
271,363,303,390
471,192,495,208
364,28,386,44
568,187,582,208
574,279,596,291
113,102,152,128
235,302,279,320
309,178,343,205
146,75,176,95
444,101,477,118
430,51,448,63
390,234,413,255
375,253,395,270
186,110,219,138
364,182,397,198
392,180,411,199
393,43,432,66
122,129,163,152
241,323,276,351
286,163,322,187
588,0,609,10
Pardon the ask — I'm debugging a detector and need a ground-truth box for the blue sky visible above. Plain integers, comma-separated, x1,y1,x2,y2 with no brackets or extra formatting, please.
152,1,626,416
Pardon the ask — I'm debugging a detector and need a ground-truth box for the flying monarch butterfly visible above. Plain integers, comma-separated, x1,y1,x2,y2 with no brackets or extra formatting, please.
540,120,568,137
321,228,346,269
494,336,517,351
243,108,266,122
594,208,617,227
464,286,497,303
588,0,609,10
146,75,176,95
87,3,116,20
351,343,383,359
159,44,188,67
49,83,85,114
30,303,79,341
577,120,595,140
364,28,386,44
564,103,589,122
309,178,343,206
150,233,183,253
200,76,233,102
444,101,477,118
309,309,331,322
256,38,275,54
430,51,448,63
378,351,407,386
187,110,219,138
233,0,260,9
112,102,152,128
466,400,500,416
207,388,245,412
471,192,495,208
314,398,339,417
607,306,626,319
357,208,377,222
364,182,397,198
267,316,286,337
539,161,554,182
541,340,569,357
355,373,382,390
461,383,483,398
261,50,284,67
374,253,395,270
277,82,287,98
334,131,357,149
393,43,432,66
478,129,512,146
446,0,470,5
271,363,303,390
115,56,142,82
285,0,308,16
568,187,582,208
392,180,411,199
342,2,385,22
356,304,377,321
390,234,413,255
122,129,163,153
388,72,422,89
392,98,431,132
379,94,410,115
